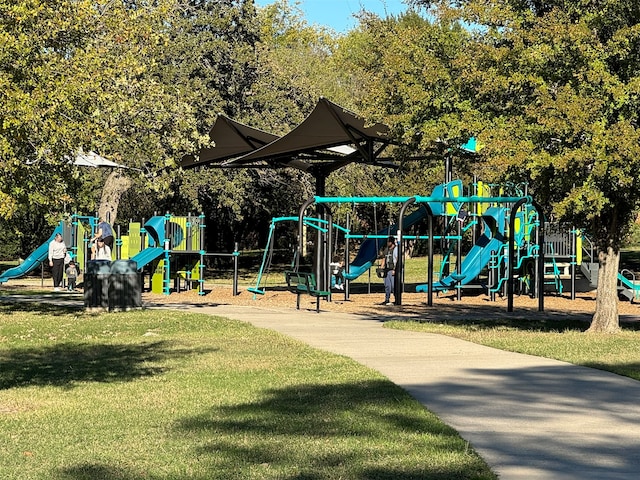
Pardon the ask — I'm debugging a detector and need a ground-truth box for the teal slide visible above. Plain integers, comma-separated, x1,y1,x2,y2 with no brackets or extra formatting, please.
131,247,165,270
417,206,507,293
618,273,640,302
343,180,463,281
130,217,170,269
0,224,64,284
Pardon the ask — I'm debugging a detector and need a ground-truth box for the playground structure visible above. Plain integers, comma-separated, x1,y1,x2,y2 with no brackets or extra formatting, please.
288,179,614,312
2,186,635,308
0,213,240,296
182,102,608,308
0,223,66,285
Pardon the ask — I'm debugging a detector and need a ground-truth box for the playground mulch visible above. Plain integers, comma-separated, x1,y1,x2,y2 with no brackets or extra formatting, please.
142,283,640,324
3,277,640,324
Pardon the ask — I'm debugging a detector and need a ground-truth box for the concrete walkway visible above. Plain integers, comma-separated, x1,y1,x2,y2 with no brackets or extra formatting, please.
163,303,640,480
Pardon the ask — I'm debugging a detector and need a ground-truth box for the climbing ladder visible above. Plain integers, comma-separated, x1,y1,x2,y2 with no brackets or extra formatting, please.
543,246,564,295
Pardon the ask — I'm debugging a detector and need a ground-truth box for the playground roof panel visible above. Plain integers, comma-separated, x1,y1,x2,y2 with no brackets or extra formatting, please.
222,98,397,175
180,115,279,169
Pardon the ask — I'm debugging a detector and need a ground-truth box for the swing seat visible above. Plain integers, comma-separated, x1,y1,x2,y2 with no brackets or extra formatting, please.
284,270,330,313
450,273,467,282
247,287,265,295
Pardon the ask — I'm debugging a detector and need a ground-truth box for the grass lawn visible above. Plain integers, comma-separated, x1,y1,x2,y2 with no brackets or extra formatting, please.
0,302,495,480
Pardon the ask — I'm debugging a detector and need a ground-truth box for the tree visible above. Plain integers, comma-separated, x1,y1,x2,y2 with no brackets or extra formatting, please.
333,12,475,197
1,0,93,224
411,0,640,331
111,0,327,251
0,0,203,230
153,0,293,251
252,0,346,127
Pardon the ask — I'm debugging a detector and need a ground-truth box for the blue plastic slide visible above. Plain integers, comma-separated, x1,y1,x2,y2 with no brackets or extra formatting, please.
131,216,183,270
416,206,507,293
0,224,64,284
343,180,463,281
131,247,165,270
343,206,430,281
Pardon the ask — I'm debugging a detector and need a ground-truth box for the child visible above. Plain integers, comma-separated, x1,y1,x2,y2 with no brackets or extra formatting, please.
330,256,345,290
94,238,112,260
65,260,79,291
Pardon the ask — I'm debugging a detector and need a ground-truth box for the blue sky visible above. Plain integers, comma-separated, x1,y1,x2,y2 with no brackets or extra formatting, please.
254,0,410,33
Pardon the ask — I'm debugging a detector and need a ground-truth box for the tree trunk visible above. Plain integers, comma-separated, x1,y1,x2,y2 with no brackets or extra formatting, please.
98,170,132,226
588,246,621,333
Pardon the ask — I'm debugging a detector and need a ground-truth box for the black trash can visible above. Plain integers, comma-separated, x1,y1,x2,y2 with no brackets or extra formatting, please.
108,260,141,312
84,260,111,311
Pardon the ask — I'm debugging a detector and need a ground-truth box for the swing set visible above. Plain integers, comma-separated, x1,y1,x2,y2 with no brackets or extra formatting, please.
247,216,348,297
293,182,546,313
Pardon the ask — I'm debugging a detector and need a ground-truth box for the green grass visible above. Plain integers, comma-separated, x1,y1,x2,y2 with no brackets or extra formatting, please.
6,253,640,478
385,317,640,381
0,302,495,480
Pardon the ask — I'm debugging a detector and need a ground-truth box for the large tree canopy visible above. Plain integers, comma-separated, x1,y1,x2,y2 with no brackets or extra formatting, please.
340,12,474,190
411,0,640,331
0,0,202,225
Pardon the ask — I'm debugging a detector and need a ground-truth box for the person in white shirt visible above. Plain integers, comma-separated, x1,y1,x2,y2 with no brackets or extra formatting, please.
48,233,67,291
94,238,112,261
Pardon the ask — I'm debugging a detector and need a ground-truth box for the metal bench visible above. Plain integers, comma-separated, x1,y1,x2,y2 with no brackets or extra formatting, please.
284,271,330,313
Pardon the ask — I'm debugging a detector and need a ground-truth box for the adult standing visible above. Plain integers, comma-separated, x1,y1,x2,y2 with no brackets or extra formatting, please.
379,236,398,305
91,216,114,258
48,232,67,291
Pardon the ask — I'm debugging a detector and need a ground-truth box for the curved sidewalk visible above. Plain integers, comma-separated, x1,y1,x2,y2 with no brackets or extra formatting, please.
177,303,640,480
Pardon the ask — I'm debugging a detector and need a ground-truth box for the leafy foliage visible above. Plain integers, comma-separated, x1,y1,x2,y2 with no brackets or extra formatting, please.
408,0,640,329
410,1,640,244
0,0,203,226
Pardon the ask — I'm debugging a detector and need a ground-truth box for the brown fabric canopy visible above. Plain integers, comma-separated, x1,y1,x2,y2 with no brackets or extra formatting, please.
182,98,397,171
222,98,396,176
180,115,279,169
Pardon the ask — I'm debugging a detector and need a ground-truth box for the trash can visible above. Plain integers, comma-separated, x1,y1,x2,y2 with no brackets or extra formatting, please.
84,260,111,311
108,259,141,312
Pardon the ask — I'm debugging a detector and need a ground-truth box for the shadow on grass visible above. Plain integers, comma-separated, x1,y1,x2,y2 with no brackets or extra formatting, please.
0,341,207,390
0,299,82,316
55,464,136,480
175,380,492,479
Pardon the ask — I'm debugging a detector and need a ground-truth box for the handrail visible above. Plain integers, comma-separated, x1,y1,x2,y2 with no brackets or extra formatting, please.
580,231,596,264
620,268,636,284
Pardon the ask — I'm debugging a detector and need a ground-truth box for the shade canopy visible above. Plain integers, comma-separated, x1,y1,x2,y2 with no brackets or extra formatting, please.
180,115,279,169
182,98,398,175
222,98,396,175
72,151,129,169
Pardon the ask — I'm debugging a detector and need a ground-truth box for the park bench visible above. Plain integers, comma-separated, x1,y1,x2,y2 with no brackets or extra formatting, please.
284,270,330,313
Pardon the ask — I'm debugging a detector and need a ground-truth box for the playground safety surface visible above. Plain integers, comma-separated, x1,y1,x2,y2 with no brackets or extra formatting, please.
145,283,640,324
4,276,640,322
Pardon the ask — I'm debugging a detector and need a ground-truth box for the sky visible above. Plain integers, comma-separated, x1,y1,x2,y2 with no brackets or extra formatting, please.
254,0,410,33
